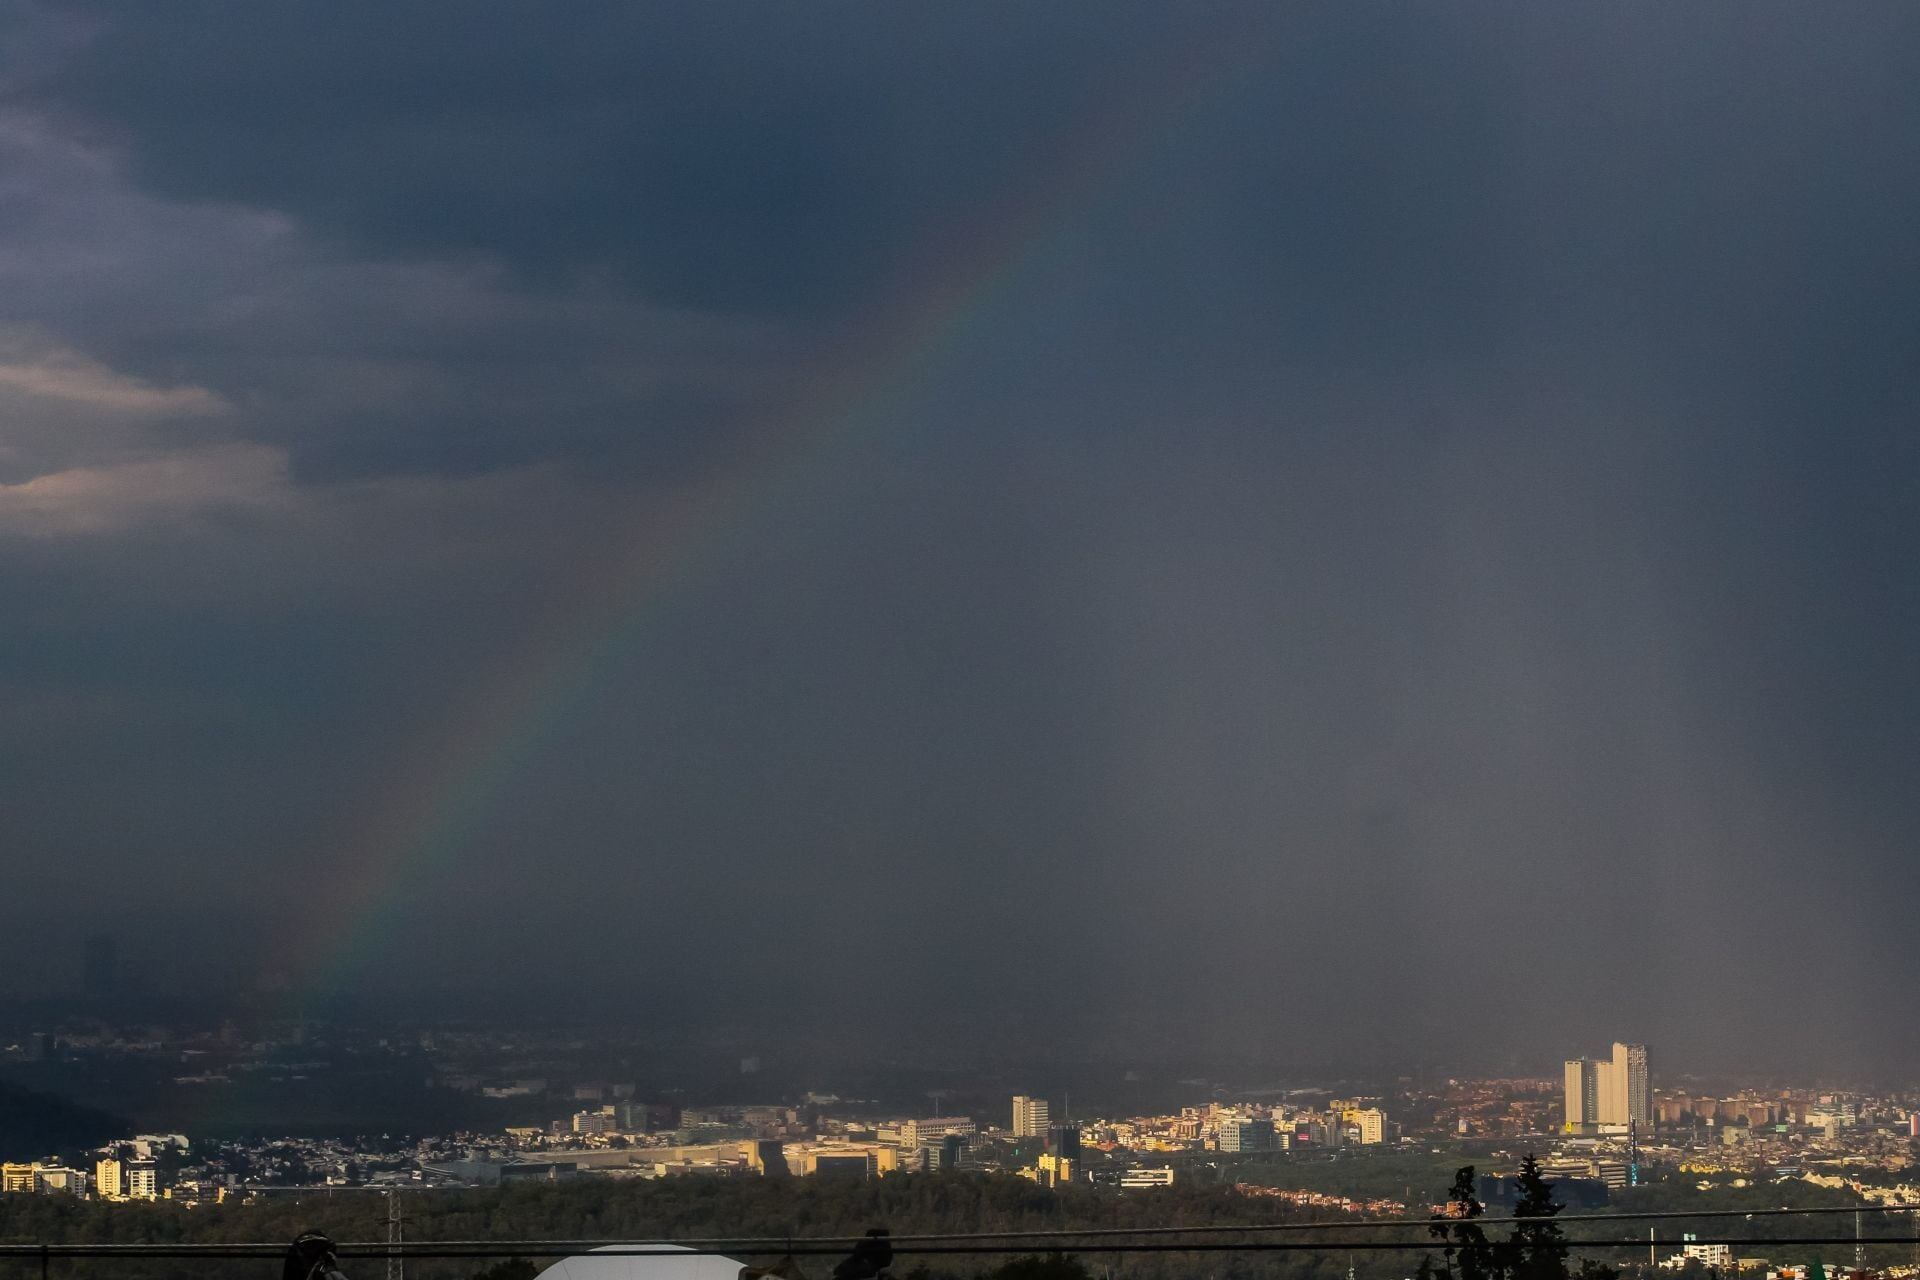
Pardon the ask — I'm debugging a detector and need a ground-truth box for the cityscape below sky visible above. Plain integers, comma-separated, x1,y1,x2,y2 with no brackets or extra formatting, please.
3,4,1918,1276
5,1017,1919,1210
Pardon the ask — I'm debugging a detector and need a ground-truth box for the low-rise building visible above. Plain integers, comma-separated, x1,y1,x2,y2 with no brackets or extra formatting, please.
1219,1118,1277,1153
900,1117,976,1147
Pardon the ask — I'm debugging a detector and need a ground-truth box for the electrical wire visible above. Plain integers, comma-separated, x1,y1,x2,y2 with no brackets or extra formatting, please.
4,1240,1919,1260
4,1202,1914,1260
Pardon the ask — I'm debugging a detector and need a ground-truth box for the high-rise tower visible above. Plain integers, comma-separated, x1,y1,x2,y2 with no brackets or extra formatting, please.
1566,1042,1650,1131
1012,1095,1050,1137
1612,1042,1650,1128
1564,1058,1600,1131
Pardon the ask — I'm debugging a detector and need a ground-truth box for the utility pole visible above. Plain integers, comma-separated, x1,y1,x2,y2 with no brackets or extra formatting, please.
386,1190,404,1280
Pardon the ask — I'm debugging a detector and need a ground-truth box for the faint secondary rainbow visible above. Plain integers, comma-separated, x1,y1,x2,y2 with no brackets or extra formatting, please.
266,15,1283,997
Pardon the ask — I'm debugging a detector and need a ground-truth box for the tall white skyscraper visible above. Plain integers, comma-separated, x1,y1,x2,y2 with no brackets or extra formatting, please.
1566,1043,1650,1131
1564,1058,1600,1131
1012,1095,1050,1137
1612,1041,1650,1128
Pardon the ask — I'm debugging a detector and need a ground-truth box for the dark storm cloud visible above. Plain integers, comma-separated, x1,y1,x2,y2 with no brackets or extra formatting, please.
35,0,1200,314
3,1,1920,1074
27,3,1920,477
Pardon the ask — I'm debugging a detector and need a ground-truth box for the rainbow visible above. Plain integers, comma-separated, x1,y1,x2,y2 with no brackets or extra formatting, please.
268,13,1282,996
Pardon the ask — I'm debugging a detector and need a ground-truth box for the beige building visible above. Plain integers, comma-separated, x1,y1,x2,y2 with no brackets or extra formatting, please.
1564,1058,1600,1130
1025,1153,1075,1188
1605,1042,1650,1128
1012,1095,1051,1137
784,1143,900,1178
34,1165,87,1194
95,1158,124,1198
1565,1043,1650,1131
900,1117,975,1146
1343,1107,1388,1145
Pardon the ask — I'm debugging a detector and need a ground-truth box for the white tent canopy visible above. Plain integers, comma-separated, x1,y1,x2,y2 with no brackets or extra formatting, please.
535,1244,746,1280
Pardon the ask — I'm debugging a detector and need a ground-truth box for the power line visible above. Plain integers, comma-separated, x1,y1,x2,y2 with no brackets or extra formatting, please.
6,1236,1919,1261
4,1204,1913,1262
858,1204,1920,1243
131,1203,1906,1250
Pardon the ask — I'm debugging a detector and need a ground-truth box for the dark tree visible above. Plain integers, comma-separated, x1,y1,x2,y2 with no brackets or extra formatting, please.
1431,1166,1499,1280
1504,1155,1568,1280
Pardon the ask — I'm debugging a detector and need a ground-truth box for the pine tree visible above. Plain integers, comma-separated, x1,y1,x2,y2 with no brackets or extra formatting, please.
1505,1154,1568,1280
1431,1166,1500,1280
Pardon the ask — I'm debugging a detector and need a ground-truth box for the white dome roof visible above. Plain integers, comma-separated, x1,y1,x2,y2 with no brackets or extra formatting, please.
535,1244,745,1280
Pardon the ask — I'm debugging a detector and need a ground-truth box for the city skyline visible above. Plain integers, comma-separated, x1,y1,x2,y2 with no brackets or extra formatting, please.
6,1021,1916,1204
5,10,1919,1278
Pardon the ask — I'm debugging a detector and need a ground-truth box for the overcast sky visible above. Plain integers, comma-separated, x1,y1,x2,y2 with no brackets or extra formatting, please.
2,1,1917,1076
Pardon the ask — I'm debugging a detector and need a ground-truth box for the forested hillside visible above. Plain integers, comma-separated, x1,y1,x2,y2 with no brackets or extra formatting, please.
0,1082,126,1156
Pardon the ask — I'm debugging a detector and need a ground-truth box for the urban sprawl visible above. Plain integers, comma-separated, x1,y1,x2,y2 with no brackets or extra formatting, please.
6,1022,1920,1280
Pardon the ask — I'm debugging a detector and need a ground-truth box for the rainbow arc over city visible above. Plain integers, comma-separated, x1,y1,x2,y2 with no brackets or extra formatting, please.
261,15,1282,1005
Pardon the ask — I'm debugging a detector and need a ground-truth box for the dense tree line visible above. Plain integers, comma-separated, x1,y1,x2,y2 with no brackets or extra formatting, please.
0,1160,1891,1280
0,1172,1375,1280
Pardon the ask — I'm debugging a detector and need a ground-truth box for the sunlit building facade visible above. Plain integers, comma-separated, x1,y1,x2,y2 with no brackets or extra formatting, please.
1012,1095,1050,1137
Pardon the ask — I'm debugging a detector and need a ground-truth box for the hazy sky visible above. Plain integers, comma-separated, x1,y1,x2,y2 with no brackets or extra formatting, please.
2,2,1917,1076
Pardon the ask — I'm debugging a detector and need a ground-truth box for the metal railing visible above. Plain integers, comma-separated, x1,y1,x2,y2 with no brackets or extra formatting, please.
1,1203,1916,1261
